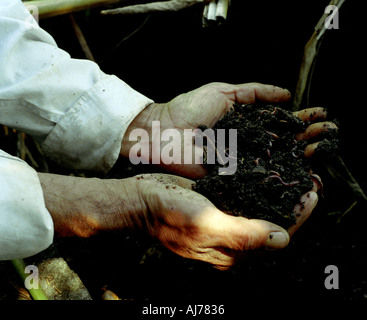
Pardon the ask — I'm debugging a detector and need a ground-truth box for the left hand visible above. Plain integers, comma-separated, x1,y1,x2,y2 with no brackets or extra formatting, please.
121,82,336,178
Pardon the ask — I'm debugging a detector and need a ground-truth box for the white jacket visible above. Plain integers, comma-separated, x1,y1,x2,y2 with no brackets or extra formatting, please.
0,0,153,260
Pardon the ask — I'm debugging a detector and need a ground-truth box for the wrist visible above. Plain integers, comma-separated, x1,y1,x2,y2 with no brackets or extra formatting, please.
120,102,161,158
38,173,147,237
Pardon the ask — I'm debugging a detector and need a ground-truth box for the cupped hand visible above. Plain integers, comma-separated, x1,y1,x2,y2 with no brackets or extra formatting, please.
121,82,335,178
136,173,321,270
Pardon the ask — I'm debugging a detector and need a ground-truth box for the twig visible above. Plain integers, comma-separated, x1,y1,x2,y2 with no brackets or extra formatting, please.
216,0,229,20
23,0,126,19
292,1,366,222
69,14,95,61
100,13,151,65
206,1,217,21
293,0,346,110
202,0,230,26
323,156,367,204
337,200,358,224
101,0,209,15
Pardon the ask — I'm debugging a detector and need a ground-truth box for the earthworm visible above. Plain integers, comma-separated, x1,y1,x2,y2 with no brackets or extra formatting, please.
258,109,271,120
265,130,279,139
264,175,300,186
225,148,238,160
259,110,271,116
291,151,300,158
268,170,280,176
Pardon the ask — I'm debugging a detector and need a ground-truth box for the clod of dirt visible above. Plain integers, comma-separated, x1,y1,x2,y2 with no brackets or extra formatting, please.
194,103,321,229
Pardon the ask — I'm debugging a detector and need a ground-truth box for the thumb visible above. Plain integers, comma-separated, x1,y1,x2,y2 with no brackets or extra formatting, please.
215,213,290,251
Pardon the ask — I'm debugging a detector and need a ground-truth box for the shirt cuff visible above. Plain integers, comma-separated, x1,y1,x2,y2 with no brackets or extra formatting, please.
41,74,153,173
0,150,54,260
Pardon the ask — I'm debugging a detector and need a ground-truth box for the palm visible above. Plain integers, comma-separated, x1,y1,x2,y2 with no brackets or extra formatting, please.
156,82,291,177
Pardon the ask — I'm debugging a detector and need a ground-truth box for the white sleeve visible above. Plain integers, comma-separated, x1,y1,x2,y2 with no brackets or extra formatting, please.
0,0,153,173
0,150,54,261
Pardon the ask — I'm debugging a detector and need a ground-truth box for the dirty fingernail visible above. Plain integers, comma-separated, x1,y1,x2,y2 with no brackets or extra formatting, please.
266,231,289,249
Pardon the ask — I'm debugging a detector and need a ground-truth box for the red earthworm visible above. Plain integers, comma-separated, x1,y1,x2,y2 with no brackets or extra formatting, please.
264,175,300,186
265,130,279,139
268,170,280,176
266,149,271,158
258,109,271,120
260,110,271,115
271,108,279,114
225,148,238,160
254,157,261,165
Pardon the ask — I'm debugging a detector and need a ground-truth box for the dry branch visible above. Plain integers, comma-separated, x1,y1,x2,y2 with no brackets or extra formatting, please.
101,0,209,15
69,14,95,61
23,0,126,19
292,1,366,220
293,0,346,110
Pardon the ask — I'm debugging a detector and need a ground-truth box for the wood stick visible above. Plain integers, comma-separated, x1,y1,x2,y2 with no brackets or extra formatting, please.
292,0,346,111
216,0,229,21
206,0,217,21
69,14,95,61
101,0,209,15
292,1,366,221
23,0,126,19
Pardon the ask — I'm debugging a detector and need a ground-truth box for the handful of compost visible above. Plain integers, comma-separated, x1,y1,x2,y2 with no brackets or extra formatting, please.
194,103,338,229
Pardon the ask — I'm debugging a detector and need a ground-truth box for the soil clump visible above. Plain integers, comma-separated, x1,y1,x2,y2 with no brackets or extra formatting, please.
194,103,321,229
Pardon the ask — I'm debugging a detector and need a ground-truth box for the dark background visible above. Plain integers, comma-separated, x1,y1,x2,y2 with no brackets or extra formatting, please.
3,0,367,311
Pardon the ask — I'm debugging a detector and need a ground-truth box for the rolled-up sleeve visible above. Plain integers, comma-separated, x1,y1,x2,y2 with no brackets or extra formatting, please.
0,0,153,172
0,150,53,261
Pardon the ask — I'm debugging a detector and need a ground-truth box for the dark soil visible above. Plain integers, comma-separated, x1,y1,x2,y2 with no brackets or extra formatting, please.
194,103,323,229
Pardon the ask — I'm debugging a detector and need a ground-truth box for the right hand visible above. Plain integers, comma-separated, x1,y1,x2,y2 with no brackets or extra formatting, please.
136,173,320,270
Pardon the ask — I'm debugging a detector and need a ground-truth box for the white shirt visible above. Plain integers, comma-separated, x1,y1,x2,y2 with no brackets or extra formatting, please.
0,0,153,260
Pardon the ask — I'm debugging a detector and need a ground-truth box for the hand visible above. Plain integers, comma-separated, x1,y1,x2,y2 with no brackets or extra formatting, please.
121,82,291,178
293,107,338,157
136,173,321,270
38,170,320,270
121,82,336,178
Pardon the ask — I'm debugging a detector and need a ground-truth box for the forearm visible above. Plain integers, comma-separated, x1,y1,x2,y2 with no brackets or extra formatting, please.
38,173,147,237
0,1,152,172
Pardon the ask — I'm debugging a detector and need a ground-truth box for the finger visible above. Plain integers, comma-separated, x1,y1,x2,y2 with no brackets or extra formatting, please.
296,121,338,141
288,191,318,236
304,141,321,158
293,107,327,122
209,212,290,252
134,173,195,189
310,173,323,193
233,83,291,104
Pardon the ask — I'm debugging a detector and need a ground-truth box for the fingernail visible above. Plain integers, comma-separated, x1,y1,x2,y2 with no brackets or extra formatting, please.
266,231,289,249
